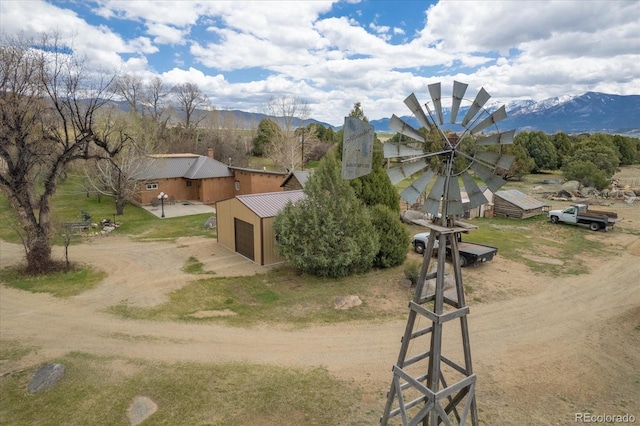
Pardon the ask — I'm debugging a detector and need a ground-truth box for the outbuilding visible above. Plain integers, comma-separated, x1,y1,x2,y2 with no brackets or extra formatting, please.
493,189,547,219
216,190,305,265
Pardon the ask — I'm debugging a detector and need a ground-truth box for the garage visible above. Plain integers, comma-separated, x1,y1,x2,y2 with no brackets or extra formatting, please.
234,218,254,261
216,190,305,265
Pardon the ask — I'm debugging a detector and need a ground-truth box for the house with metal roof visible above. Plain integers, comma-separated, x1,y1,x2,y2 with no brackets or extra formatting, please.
493,189,547,219
216,190,305,265
133,149,287,206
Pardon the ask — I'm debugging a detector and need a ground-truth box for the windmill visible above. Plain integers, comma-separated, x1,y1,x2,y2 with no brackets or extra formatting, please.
380,81,515,425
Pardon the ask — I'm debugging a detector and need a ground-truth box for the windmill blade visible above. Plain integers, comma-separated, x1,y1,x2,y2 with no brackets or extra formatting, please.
450,81,468,124
470,105,507,135
423,174,446,216
404,93,433,130
389,114,425,142
445,175,464,216
383,141,424,159
461,171,489,209
400,169,435,205
475,151,516,171
470,161,507,193
476,129,515,146
428,82,443,125
387,160,429,185
461,87,491,127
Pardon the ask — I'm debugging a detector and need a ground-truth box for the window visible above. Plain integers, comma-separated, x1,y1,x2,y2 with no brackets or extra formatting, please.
186,180,192,187
146,183,158,190
235,181,240,191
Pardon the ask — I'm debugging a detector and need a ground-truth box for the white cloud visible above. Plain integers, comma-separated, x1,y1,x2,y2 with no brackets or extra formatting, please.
1,0,637,125
146,22,189,45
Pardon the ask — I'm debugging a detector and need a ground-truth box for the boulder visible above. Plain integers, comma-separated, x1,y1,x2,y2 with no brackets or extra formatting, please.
334,295,362,310
561,180,580,192
422,262,455,299
127,396,158,426
28,363,65,393
401,210,428,224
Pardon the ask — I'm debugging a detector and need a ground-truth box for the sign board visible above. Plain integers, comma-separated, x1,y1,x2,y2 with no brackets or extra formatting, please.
341,117,374,180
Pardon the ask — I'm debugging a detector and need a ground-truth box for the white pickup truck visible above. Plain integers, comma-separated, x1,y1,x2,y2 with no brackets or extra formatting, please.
548,203,620,231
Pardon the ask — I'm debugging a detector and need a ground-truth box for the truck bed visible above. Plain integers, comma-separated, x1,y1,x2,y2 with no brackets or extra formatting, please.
458,242,497,256
579,210,620,221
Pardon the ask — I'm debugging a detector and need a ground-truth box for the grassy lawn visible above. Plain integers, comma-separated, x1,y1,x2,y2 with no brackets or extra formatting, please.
108,264,411,327
0,178,216,246
0,351,372,426
0,265,106,298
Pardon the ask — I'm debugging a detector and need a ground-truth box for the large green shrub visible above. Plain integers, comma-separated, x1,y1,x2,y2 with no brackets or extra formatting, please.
370,204,409,268
274,155,379,278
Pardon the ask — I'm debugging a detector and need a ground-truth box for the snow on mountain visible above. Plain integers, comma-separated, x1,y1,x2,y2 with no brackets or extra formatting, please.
371,92,639,136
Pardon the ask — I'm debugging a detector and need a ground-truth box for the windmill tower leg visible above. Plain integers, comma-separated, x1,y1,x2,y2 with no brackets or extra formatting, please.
381,223,478,425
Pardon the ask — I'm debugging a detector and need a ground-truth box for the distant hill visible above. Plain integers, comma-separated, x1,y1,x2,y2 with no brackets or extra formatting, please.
108,91,639,136
369,92,640,137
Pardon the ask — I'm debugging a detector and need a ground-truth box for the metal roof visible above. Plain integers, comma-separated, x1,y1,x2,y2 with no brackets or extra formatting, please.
236,190,305,218
495,189,545,210
229,166,288,176
279,170,312,187
134,155,233,180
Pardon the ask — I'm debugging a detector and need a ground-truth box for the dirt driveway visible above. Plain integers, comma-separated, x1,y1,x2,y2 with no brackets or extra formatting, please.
1,201,639,424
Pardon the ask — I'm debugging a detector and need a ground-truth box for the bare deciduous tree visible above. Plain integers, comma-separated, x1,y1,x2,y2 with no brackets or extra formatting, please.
203,109,253,167
264,95,310,171
84,106,157,215
145,76,170,125
172,82,209,128
113,73,144,115
0,34,129,274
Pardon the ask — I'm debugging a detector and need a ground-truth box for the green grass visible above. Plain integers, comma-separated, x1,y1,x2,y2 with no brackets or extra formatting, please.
460,215,603,275
0,340,37,364
0,177,216,245
0,265,106,298
0,352,371,426
107,265,410,327
181,256,216,275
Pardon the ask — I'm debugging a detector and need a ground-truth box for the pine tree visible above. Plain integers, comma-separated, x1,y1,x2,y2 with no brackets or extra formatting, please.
274,155,379,278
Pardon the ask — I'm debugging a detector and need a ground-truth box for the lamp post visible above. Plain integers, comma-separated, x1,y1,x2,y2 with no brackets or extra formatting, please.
158,192,168,218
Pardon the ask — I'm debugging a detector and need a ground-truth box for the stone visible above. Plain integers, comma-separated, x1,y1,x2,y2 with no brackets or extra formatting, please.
127,396,158,426
334,295,362,310
28,363,65,393
561,180,580,192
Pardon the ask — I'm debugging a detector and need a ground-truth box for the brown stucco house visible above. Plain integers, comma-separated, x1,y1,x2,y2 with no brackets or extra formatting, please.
216,190,305,265
133,150,287,206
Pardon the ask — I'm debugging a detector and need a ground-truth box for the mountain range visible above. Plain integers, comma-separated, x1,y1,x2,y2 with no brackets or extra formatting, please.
367,92,640,137
117,91,639,137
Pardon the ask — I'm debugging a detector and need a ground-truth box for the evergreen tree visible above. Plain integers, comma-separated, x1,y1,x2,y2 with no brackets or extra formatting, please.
252,118,280,157
515,131,557,172
274,155,379,278
370,204,409,268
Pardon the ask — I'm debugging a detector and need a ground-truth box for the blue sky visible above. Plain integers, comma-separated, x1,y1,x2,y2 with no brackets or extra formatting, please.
1,0,639,126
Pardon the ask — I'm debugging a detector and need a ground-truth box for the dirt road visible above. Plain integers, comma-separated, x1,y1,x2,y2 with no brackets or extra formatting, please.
1,202,639,424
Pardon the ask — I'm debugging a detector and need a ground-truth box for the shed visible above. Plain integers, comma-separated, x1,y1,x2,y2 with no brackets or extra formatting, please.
216,190,305,265
280,171,311,190
493,189,546,219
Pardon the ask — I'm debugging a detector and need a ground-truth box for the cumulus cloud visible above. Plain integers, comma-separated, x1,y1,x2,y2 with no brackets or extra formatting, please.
1,0,637,125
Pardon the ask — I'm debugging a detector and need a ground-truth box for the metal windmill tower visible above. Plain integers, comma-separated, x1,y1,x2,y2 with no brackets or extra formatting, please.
380,81,515,425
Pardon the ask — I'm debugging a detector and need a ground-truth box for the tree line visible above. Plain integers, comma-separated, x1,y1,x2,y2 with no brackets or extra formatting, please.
388,128,639,190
